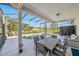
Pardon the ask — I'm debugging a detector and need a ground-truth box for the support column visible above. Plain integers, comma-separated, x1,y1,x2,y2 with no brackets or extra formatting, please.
3,15,8,37
52,23,54,34
53,23,56,34
45,21,47,38
51,23,53,34
18,4,23,53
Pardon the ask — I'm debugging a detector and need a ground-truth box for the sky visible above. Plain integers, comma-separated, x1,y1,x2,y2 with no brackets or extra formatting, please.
0,3,72,27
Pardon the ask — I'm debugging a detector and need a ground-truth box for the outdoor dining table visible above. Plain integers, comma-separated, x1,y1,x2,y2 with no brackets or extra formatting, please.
36,37,59,56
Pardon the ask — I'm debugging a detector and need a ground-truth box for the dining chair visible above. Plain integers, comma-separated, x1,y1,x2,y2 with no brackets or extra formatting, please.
36,42,48,56
33,36,40,55
40,35,45,40
51,35,57,39
52,38,68,56
34,36,40,47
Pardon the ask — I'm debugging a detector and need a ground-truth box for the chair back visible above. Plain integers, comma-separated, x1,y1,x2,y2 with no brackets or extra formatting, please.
34,36,40,43
51,35,57,39
40,35,45,40
52,36,68,56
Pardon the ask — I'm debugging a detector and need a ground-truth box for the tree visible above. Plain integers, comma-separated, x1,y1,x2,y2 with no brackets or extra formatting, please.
8,20,18,36
22,23,29,34
22,23,34,34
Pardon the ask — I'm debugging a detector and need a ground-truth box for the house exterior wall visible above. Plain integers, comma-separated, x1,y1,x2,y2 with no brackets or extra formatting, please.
74,18,79,35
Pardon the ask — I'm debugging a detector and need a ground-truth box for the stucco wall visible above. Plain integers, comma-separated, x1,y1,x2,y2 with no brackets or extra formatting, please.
74,18,79,35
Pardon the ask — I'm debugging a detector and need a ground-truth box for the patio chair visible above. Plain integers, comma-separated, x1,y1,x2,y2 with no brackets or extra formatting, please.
33,36,40,53
52,44,67,56
52,38,68,56
34,36,40,44
51,35,57,39
40,35,45,40
36,42,48,56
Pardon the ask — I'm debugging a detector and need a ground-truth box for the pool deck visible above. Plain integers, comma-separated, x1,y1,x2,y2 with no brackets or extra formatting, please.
0,37,72,56
0,37,36,56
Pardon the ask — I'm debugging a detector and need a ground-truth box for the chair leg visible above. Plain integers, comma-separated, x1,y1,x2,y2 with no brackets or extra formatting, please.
36,43,38,56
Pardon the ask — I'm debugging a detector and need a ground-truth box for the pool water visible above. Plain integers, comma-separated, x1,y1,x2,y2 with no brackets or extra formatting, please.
71,48,79,56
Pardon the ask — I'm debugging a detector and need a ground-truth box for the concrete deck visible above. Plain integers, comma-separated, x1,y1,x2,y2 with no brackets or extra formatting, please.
0,37,35,56
0,37,72,56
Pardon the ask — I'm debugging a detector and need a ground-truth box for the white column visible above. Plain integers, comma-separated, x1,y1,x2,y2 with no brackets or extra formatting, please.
53,23,56,34
18,4,23,53
3,15,8,37
2,15,7,38
45,21,47,37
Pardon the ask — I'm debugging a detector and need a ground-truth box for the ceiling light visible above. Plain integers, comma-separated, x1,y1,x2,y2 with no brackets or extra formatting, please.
56,13,60,16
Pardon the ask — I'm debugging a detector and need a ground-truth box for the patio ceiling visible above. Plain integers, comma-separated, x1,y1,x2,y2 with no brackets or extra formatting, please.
9,3,79,23
23,3,79,22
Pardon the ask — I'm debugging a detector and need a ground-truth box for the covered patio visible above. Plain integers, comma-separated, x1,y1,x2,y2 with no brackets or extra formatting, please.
0,37,72,56
0,3,79,56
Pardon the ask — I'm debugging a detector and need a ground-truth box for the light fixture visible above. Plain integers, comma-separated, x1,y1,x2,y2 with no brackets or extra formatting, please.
56,13,60,16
